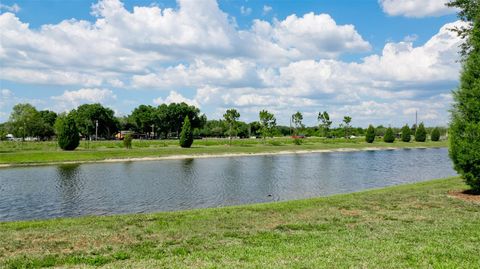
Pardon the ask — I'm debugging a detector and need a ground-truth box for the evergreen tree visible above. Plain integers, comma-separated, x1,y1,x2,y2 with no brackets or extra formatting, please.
415,123,427,142
179,117,193,148
431,128,441,142
448,0,480,191
56,114,80,151
401,124,411,142
383,127,395,143
365,125,375,143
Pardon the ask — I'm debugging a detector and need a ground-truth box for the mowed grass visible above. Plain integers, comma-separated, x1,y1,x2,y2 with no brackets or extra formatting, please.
0,177,479,268
0,138,448,165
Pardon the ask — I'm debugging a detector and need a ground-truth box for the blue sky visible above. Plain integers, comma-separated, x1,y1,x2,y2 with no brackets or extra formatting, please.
0,0,464,126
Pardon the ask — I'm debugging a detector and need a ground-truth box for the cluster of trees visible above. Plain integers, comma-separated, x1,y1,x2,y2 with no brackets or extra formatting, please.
448,0,480,191
364,123,440,143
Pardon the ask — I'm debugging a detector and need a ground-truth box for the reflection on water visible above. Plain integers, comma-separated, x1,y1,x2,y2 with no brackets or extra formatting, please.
0,148,456,221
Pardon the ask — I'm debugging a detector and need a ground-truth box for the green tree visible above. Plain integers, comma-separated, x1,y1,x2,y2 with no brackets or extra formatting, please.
318,111,332,137
179,117,194,148
343,116,352,139
56,114,80,151
291,111,304,136
431,128,441,141
415,123,427,142
384,127,395,143
448,0,480,191
8,103,43,140
365,125,375,143
131,105,156,137
71,103,118,140
259,110,276,141
223,109,240,144
401,124,412,142
38,110,57,140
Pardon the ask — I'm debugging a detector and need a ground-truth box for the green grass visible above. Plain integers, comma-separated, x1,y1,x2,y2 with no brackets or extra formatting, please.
0,137,448,165
0,177,478,268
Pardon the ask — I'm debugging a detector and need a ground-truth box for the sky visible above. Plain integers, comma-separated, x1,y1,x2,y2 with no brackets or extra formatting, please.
0,0,465,127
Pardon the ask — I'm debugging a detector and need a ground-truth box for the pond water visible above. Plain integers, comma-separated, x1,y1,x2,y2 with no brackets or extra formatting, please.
0,148,456,222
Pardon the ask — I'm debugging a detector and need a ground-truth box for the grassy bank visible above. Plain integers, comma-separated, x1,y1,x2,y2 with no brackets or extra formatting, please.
0,138,448,165
1,177,478,268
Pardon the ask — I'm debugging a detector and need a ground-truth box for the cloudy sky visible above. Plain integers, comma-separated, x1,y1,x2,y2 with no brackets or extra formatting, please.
0,0,464,126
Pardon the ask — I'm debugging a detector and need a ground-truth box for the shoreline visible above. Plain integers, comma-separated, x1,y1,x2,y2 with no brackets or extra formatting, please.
0,145,440,168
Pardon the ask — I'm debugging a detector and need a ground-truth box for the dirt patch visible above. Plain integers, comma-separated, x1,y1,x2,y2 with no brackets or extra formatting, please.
448,190,480,204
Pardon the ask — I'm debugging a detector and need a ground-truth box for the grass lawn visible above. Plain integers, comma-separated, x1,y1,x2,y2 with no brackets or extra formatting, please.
0,138,448,165
1,177,479,268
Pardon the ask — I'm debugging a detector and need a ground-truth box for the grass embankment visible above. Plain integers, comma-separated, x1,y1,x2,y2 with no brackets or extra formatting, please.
0,138,448,165
0,177,478,268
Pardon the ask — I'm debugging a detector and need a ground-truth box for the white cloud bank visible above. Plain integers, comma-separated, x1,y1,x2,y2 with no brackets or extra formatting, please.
379,0,456,17
0,0,465,126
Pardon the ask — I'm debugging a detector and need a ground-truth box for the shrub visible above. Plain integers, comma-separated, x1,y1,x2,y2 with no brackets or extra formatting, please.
293,138,302,145
123,133,133,149
383,127,395,143
430,128,441,142
365,125,375,143
401,124,411,142
179,117,193,148
415,123,427,142
56,114,80,151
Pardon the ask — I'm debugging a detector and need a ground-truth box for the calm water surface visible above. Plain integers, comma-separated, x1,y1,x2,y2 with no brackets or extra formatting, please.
0,148,456,221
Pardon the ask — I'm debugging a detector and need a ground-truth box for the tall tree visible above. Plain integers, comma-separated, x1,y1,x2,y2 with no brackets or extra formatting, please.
259,110,276,140
415,123,427,142
223,109,240,144
131,105,156,137
38,110,57,140
401,124,412,142
365,125,376,143
179,117,193,148
291,111,304,136
448,0,480,191
8,103,43,140
343,116,352,139
318,111,332,137
71,103,118,140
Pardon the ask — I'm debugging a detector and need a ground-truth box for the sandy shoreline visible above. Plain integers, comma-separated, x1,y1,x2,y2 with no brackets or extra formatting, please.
0,146,438,168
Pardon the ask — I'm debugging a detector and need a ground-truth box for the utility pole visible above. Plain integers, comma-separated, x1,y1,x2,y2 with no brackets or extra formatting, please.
151,124,155,139
415,110,418,127
95,120,98,141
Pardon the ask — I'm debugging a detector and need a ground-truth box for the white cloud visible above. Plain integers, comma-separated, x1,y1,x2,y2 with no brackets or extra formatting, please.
379,0,455,17
240,6,252,16
153,91,200,108
0,3,20,13
263,5,272,15
51,88,117,111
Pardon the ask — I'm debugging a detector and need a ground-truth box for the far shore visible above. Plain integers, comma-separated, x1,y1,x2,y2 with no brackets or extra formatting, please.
0,144,444,168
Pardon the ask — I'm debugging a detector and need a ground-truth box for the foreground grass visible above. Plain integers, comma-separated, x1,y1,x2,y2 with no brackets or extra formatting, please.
1,177,478,268
0,138,448,165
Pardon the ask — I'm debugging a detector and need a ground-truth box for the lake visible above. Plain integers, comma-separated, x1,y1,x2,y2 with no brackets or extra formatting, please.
0,147,456,222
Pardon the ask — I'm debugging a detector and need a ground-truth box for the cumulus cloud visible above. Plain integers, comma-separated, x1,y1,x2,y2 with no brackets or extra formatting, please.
263,5,272,15
379,0,456,17
240,6,252,16
153,91,200,108
51,88,117,111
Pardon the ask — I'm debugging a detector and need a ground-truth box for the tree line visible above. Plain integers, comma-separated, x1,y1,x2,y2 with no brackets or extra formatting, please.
0,102,446,143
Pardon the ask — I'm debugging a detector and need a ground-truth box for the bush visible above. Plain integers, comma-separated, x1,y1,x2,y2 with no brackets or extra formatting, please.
383,127,395,143
179,117,193,148
401,124,411,142
415,123,427,142
56,114,80,151
293,138,303,145
123,134,133,149
365,125,375,143
430,128,441,142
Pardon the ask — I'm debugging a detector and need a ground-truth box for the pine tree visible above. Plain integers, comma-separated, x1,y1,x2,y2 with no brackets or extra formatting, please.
415,123,427,142
448,0,480,191
431,128,441,142
179,117,193,148
57,114,80,151
365,125,375,143
401,124,411,142
383,127,395,143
